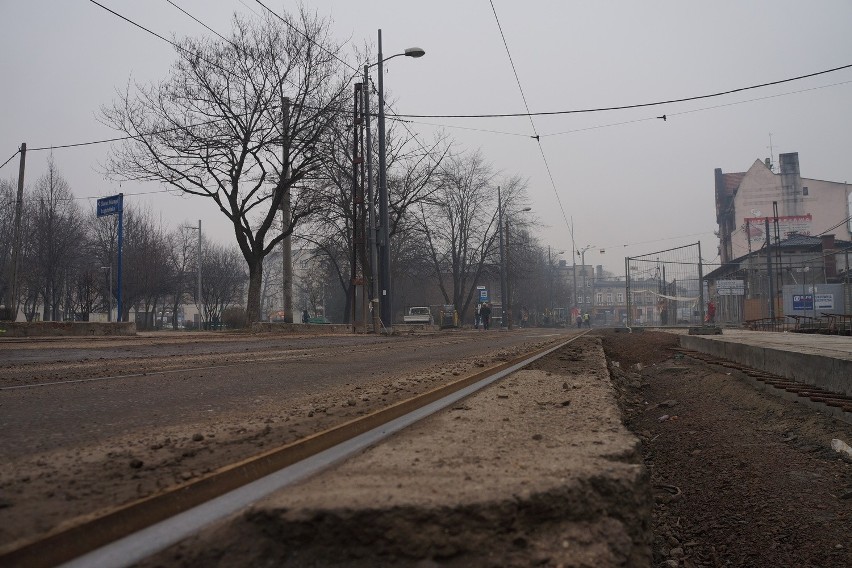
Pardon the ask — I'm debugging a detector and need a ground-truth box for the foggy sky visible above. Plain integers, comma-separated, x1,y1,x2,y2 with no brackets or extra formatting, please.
3,0,851,274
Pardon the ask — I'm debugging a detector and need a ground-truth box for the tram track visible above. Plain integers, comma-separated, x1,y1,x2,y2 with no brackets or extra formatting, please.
1,331,588,567
674,347,852,421
0,334,490,390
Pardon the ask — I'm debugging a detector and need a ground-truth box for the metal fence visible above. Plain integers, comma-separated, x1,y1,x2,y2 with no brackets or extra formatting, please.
625,242,704,327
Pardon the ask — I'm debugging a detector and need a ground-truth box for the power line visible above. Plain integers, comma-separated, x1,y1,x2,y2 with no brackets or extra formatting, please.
87,0,241,81
164,0,230,44
251,0,358,72
488,1,573,243
0,149,20,171
388,62,852,119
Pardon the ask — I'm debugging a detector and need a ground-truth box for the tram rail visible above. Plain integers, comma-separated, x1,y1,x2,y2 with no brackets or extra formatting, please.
1,331,589,568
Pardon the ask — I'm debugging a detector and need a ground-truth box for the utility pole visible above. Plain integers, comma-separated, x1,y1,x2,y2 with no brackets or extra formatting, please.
497,186,507,328
3,143,26,321
364,64,381,333
281,97,293,323
765,218,775,318
197,219,202,328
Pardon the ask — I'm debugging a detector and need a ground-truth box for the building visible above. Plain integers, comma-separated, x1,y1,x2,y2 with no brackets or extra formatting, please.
705,233,852,323
715,152,852,265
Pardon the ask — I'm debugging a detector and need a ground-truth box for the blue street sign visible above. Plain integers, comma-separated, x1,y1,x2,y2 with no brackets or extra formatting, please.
477,286,488,302
792,294,813,311
97,194,123,217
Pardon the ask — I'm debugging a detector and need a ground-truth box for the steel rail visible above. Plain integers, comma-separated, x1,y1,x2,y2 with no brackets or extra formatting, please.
1,331,588,567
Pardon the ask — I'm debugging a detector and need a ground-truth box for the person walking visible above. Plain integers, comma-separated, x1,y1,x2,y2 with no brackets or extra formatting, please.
479,302,492,331
583,312,590,328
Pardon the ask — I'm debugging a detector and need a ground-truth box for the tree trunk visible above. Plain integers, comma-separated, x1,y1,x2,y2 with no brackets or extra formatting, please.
245,255,264,326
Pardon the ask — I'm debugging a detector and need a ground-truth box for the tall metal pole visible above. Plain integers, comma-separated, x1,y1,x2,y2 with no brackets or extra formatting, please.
377,29,393,330
548,245,553,314
351,82,361,331
116,194,124,322
364,64,381,333
765,218,775,318
281,97,293,323
698,241,705,324
497,186,507,328
197,219,202,329
506,216,514,329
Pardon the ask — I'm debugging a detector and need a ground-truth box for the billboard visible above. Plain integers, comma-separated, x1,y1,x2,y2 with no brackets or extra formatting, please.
743,214,812,245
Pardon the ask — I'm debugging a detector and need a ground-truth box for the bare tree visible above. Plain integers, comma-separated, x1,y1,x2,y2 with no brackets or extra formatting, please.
306,105,449,322
101,8,351,324
27,157,85,321
416,150,528,320
200,242,246,327
0,177,16,309
165,225,197,329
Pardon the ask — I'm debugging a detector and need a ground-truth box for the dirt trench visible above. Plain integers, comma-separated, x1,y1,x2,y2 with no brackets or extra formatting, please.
598,329,852,568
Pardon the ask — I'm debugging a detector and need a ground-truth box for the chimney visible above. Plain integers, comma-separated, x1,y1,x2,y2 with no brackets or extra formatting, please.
821,234,837,280
764,157,772,170
596,265,603,279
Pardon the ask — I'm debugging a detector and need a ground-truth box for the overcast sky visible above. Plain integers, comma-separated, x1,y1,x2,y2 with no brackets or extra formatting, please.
3,1,851,273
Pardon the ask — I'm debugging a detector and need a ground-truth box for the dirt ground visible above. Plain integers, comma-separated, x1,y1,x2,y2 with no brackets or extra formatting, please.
597,329,852,568
3,329,852,567
0,333,556,554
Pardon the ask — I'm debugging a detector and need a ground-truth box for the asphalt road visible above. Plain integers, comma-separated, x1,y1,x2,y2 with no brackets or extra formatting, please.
0,329,572,460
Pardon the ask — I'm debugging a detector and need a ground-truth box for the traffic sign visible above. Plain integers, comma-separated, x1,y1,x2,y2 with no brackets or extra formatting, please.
97,194,123,217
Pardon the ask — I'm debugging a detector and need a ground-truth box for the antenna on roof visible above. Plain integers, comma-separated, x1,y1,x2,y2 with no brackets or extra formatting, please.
766,133,775,171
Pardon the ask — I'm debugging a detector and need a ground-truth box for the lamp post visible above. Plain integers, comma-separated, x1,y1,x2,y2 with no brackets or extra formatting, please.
548,246,565,314
100,266,112,322
376,30,425,331
185,220,202,330
576,244,594,313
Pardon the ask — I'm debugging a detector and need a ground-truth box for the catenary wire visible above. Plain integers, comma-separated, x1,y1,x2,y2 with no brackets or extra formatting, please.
164,0,231,44
87,0,242,81
0,149,20,171
388,62,852,119
488,1,573,246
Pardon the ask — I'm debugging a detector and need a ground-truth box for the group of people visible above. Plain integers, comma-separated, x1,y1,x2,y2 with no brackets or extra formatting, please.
575,313,591,328
476,302,492,330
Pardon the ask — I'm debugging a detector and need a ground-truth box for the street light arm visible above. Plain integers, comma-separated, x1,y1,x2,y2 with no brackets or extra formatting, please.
366,47,425,69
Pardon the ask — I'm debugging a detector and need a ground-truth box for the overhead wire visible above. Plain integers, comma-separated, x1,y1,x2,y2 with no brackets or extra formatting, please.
488,0,573,241
388,62,852,119
87,0,241,81
0,149,20,171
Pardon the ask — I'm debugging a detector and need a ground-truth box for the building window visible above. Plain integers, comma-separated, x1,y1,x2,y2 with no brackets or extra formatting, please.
606,293,613,304
802,186,809,196
617,293,624,303
596,293,603,304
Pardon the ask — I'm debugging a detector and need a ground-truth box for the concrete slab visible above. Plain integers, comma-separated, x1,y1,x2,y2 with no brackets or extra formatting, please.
141,337,652,567
680,329,852,396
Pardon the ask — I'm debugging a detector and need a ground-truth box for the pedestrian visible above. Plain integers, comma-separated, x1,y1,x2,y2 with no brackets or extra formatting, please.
576,315,582,329
583,313,590,328
706,300,716,324
302,309,310,324
521,307,529,328
479,302,492,331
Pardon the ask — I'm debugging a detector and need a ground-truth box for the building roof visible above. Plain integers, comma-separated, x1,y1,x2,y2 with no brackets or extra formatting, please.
704,233,852,279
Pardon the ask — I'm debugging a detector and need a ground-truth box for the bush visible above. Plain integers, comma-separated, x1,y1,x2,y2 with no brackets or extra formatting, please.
221,307,248,329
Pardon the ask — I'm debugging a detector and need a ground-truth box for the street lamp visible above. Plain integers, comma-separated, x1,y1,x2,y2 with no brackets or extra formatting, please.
375,30,425,331
548,247,565,314
100,266,112,322
576,244,594,313
185,220,202,330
